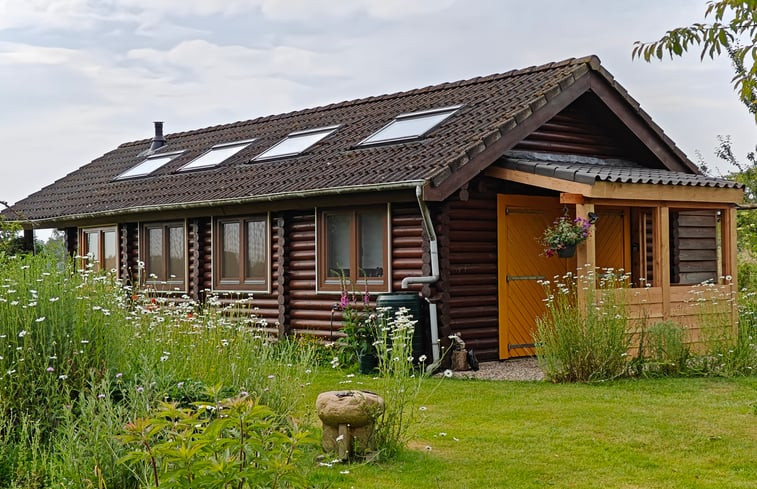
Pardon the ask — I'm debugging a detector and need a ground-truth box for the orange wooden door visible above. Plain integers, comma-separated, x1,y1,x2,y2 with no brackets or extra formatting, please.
594,207,630,273
497,195,571,359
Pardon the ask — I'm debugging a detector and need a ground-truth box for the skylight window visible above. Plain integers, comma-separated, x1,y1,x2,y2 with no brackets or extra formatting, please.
178,139,256,172
253,125,339,161
115,151,183,180
359,106,461,146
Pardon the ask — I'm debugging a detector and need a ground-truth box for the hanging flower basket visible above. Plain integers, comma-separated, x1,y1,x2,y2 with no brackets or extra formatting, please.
557,244,577,258
541,216,593,258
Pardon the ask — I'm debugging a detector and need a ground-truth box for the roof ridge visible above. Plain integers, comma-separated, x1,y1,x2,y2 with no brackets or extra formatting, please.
121,55,601,148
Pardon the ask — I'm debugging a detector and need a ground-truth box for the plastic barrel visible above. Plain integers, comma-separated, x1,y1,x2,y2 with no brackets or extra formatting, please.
375,292,429,363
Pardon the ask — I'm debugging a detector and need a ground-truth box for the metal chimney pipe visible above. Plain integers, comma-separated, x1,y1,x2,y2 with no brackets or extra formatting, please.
149,121,166,151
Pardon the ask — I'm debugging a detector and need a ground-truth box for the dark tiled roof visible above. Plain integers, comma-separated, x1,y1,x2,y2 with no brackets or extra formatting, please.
499,151,741,188
4,55,717,224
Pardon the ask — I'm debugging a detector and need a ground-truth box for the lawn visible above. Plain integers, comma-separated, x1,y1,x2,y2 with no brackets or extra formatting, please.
305,370,757,489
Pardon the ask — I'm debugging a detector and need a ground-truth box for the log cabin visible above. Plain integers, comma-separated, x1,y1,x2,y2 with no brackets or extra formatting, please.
3,56,743,361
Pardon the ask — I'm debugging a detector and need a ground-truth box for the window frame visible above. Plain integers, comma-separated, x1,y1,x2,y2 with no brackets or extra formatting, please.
177,139,256,172
357,105,461,147
212,214,271,293
80,226,119,272
317,205,391,293
141,221,188,291
114,151,184,180
252,125,340,161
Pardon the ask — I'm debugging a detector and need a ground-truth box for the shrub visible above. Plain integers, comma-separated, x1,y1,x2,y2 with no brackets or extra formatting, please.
536,269,633,382
643,320,690,376
118,394,317,489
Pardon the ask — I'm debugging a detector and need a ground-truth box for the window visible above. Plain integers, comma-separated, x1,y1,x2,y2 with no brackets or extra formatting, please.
214,216,270,291
115,151,183,180
81,227,118,272
143,222,186,289
359,106,460,146
318,207,389,292
253,125,339,161
178,139,256,172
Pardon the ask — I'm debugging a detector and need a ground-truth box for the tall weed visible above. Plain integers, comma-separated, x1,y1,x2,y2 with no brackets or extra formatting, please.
536,269,632,382
372,307,426,457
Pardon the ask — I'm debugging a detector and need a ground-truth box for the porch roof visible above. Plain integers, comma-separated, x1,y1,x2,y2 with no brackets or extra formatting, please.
498,151,741,189
486,151,744,204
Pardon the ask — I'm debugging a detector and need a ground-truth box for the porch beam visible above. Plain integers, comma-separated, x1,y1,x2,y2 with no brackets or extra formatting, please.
484,167,593,194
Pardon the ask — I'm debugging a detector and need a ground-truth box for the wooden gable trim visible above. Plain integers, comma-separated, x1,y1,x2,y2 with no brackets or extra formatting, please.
422,72,593,202
587,72,697,174
485,167,743,204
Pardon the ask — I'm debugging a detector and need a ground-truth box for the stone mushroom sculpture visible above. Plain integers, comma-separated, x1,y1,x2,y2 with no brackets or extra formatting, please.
316,390,385,460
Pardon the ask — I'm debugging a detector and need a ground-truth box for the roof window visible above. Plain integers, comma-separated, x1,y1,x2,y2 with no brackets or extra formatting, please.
253,125,339,161
359,106,461,146
178,139,256,172
115,151,183,180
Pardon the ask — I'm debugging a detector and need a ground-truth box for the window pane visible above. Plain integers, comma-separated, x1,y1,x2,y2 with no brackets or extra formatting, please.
168,226,185,280
86,232,100,264
116,154,177,179
103,231,117,271
360,108,458,145
326,214,351,278
359,211,384,277
245,220,266,280
222,222,240,279
148,227,163,279
254,127,337,160
180,142,253,171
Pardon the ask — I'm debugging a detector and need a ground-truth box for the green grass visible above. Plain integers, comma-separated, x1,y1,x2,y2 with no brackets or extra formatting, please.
305,370,757,489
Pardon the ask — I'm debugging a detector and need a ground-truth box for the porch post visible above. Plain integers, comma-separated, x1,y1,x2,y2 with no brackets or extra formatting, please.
653,205,671,319
721,206,738,286
721,206,739,334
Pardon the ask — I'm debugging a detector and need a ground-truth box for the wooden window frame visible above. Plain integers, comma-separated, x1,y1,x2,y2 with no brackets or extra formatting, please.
317,205,390,293
80,226,119,272
141,221,187,291
213,215,271,292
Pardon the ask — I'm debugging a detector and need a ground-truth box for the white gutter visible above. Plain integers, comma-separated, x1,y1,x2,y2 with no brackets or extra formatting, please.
401,185,441,362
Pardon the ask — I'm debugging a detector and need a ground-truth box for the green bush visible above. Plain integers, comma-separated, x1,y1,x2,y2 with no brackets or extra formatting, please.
118,394,317,489
536,269,633,382
642,320,690,376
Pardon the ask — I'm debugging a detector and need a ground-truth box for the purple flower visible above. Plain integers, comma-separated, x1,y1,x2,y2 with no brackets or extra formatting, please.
46,366,54,373
363,290,370,305
339,290,349,309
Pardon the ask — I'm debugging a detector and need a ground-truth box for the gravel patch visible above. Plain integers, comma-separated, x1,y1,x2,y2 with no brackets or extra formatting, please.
447,356,545,381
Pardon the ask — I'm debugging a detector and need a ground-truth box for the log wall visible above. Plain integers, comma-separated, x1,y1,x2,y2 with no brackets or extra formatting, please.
437,180,500,361
512,94,657,166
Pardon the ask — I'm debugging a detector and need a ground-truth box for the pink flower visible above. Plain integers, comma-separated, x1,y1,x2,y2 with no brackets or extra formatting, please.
339,290,349,309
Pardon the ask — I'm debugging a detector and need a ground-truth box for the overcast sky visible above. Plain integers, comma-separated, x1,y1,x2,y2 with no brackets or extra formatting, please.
1,0,754,223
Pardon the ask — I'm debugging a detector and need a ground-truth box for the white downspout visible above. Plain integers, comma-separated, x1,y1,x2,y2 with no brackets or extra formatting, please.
401,186,441,362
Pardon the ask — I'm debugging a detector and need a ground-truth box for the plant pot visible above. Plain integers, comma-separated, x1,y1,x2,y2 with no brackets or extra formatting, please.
358,352,378,374
557,244,576,258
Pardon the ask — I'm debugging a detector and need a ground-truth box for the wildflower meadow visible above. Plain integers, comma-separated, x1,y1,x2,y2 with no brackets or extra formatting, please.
0,249,754,488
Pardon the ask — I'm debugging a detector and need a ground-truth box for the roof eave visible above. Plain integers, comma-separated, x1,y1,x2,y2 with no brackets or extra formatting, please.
11,179,427,229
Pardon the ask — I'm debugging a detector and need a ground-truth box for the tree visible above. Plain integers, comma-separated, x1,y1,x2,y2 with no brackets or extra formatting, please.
632,0,757,118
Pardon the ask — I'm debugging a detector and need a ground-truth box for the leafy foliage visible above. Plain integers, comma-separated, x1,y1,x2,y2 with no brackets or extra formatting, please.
118,393,317,489
632,0,757,118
